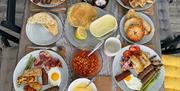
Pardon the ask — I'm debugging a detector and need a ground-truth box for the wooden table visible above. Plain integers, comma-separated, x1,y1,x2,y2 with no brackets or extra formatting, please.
15,0,163,91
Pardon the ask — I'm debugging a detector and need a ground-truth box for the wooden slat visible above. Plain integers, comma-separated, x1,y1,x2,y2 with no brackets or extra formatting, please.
0,47,18,91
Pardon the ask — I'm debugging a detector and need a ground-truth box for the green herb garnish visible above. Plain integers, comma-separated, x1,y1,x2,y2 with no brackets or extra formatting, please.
24,55,36,70
140,72,159,91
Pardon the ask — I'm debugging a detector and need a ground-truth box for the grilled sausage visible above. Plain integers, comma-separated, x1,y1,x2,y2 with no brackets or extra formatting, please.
42,68,48,85
44,86,59,91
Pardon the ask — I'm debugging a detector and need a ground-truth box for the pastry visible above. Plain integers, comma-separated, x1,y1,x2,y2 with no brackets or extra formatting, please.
126,25,144,42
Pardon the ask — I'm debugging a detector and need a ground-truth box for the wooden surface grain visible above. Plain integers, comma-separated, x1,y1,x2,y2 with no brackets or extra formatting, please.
16,0,163,91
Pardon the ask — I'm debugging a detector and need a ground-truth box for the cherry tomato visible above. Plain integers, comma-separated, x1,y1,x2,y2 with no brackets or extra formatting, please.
129,46,141,54
123,50,132,58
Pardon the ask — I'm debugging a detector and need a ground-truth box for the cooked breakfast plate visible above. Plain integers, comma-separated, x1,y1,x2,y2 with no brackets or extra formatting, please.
30,0,65,8
120,10,155,44
112,45,164,91
116,0,155,11
26,12,62,45
64,3,117,50
13,50,69,91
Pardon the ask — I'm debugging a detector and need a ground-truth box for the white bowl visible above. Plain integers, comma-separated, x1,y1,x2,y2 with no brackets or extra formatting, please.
68,78,97,91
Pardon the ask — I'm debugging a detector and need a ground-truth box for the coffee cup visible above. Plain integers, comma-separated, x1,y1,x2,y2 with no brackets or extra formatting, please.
104,35,121,57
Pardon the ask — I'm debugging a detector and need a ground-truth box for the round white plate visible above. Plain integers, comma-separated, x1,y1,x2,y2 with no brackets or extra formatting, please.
116,0,155,11
112,45,164,91
30,0,65,8
13,50,69,91
26,13,62,45
68,78,97,91
64,7,116,50
120,12,155,44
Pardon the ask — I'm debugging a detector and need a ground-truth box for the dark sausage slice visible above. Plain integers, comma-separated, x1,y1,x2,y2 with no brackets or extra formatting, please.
24,85,36,91
137,64,154,80
115,70,131,81
44,86,59,91
141,70,157,84
42,68,48,85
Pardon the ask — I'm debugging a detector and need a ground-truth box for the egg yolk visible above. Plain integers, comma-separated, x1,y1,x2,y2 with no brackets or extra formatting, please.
124,75,131,81
51,72,59,81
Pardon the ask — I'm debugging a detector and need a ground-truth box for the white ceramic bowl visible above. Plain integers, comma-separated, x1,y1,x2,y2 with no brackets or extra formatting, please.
68,78,97,91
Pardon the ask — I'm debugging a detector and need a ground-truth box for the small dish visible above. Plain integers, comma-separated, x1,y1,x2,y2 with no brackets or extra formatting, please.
68,78,97,91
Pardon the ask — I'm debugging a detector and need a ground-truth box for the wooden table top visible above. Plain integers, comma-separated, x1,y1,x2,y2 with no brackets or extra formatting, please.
15,0,163,91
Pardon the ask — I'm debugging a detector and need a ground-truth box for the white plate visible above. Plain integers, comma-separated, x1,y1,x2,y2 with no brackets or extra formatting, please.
30,0,65,8
26,13,62,45
112,45,164,91
120,12,155,44
13,50,69,91
116,0,155,11
68,78,97,91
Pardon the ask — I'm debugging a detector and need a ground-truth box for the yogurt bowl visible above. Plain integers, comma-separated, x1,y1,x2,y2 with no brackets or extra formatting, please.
68,78,97,91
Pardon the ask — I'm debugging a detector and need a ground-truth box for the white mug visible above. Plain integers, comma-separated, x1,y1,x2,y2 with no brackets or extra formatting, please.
104,35,121,57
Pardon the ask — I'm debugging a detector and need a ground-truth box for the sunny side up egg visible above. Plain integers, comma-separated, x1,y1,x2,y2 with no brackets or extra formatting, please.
124,74,142,90
48,67,61,86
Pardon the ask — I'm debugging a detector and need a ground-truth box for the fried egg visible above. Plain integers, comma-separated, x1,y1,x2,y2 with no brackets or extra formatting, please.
48,67,61,86
124,74,142,90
